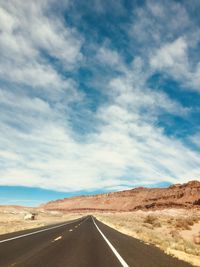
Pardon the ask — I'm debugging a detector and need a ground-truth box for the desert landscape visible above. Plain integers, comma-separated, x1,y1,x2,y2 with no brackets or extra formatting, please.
95,209,200,267
0,180,199,266
1,1,200,266
0,205,82,235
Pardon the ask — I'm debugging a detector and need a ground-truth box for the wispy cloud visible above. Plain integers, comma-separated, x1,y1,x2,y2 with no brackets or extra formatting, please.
0,0,199,194
0,0,82,95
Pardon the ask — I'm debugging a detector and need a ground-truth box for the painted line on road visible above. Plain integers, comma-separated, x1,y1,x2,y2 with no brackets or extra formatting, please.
92,217,129,267
52,236,62,242
0,217,83,244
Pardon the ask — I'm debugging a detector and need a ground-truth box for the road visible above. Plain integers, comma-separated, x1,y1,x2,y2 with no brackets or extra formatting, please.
0,215,194,267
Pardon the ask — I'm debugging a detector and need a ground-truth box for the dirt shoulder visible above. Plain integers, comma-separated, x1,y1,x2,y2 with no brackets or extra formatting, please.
95,209,200,267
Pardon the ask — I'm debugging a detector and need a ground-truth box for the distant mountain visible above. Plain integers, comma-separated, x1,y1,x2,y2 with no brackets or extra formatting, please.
41,180,200,212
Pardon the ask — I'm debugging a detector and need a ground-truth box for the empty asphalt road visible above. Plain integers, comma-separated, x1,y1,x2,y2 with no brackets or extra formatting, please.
0,216,194,267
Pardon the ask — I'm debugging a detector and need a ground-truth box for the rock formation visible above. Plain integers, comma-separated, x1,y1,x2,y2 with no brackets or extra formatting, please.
41,180,200,212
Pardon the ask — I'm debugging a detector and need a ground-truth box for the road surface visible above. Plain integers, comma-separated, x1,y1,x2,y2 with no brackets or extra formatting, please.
0,216,194,267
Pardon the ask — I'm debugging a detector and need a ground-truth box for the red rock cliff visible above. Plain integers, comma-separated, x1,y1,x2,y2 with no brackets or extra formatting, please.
41,180,200,212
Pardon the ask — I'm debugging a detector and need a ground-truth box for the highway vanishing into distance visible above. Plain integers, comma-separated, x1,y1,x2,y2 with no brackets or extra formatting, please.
0,216,193,267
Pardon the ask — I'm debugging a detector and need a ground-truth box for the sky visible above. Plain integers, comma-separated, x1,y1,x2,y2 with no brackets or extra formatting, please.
0,0,200,206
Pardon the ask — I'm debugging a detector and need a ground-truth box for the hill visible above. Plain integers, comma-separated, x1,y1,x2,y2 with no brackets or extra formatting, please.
41,180,200,212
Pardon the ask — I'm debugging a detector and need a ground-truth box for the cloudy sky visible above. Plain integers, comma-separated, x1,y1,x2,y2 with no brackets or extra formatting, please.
0,0,200,206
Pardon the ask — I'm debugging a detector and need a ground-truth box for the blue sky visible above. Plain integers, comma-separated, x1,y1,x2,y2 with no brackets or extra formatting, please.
0,0,200,206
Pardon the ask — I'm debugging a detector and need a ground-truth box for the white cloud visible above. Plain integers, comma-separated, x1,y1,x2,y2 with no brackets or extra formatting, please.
150,37,200,92
190,134,200,149
150,37,188,70
0,64,198,192
189,62,200,90
0,0,199,194
0,0,83,93
128,0,200,93
130,0,190,45
0,90,51,113
96,46,124,69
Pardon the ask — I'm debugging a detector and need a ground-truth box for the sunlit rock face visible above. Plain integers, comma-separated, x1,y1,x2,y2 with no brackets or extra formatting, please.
41,180,200,212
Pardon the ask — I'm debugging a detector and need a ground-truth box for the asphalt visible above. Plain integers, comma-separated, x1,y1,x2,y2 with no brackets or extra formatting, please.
0,216,194,267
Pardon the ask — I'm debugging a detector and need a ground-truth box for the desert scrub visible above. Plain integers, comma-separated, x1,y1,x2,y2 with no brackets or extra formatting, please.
177,239,200,256
170,229,181,239
191,216,200,223
175,218,194,230
144,215,161,227
95,210,200,265
193,232,200,245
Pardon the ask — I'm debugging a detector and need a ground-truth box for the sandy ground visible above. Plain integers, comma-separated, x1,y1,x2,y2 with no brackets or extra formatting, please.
0,206,82,235
95,209,200,267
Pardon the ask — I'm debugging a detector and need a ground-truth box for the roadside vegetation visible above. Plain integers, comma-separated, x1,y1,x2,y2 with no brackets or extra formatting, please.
95,209,200,267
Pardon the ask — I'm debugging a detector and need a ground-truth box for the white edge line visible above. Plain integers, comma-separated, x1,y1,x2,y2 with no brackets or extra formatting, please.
92,217,129,267
0,217,83,244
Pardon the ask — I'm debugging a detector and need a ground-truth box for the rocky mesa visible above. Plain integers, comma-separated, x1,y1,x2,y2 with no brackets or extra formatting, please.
41,180,200,212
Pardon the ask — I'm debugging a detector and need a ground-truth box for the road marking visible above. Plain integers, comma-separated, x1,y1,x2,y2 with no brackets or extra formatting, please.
52,236,62,242
0,217,82,244
92,217,129,267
